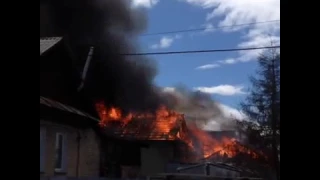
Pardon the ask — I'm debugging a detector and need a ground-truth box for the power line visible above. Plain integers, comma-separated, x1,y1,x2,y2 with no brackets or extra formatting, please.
121,45,280,56
141,20,280,36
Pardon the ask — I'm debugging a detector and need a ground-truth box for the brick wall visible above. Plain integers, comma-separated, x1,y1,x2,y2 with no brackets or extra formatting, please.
40,119,101,178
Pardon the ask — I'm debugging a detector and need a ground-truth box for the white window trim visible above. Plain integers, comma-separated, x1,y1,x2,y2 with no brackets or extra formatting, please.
40,127,46,173
54,132,67,172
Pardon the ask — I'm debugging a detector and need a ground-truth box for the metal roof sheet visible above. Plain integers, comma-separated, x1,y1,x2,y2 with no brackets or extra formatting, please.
40,96,99,122
40,37,62,55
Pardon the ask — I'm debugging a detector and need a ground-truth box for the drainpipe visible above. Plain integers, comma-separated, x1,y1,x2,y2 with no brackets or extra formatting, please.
76,131,82,177
77,46,94,92
205,162,210,176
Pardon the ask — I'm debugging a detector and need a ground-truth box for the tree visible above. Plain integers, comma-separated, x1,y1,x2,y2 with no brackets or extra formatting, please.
240,49,280,180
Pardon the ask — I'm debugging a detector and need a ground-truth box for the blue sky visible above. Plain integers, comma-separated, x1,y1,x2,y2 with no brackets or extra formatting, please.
131,0,280,119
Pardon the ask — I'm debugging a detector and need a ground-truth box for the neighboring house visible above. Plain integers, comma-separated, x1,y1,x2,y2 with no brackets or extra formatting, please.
40,96,101,177
40,37,103,179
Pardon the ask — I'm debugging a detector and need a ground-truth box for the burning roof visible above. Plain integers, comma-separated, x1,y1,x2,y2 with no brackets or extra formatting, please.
96,102,188,141
95,101,268,163
204,140,263,160
104,117,184,141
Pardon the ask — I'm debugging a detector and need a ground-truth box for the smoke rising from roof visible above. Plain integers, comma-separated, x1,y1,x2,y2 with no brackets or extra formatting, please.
40,0,165,112
40,0,237,130
161,86,237,131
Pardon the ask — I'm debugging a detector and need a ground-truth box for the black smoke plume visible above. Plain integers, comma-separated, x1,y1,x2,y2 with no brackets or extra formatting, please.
40,0,235,131
40,0,163,112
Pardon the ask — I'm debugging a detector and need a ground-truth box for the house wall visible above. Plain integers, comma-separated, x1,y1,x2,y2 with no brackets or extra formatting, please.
40,119,101,178
140,142,174,176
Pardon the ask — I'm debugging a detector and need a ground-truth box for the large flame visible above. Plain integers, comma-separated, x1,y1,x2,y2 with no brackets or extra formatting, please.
188,124,260,159
95,101,263,161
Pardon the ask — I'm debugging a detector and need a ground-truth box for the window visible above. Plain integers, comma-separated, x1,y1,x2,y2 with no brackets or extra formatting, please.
55,133,67,172
40,128,46,172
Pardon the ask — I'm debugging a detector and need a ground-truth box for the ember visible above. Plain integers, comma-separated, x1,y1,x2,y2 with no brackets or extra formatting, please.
95,101,265,161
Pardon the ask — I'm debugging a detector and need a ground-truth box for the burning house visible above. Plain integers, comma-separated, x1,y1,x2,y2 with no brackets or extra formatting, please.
39,36,265,179
94,103,267,178
40,0,268,179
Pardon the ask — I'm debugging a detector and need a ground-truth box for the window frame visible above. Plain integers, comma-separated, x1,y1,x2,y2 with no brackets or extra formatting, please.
54,132,67,172
40,127,46,173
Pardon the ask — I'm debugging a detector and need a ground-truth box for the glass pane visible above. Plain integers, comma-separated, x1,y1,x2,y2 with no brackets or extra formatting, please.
55,134,63,169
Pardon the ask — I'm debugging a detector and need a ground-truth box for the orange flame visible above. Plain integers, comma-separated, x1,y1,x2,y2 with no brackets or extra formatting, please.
95,101,264,161
188,124,260,159
95,101,185,140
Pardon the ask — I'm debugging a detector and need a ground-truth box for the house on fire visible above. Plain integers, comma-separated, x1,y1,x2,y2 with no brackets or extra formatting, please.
40,36,261,179
40,37,190,179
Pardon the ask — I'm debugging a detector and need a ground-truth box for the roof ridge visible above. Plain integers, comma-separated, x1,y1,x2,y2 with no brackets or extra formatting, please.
40,37,63,56
40,37,62,40
40,96,99,122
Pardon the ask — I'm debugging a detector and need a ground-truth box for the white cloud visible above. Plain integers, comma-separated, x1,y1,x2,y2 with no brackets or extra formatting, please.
131,0,159,8
203,23,215,33
180,0,280,64
236,34,280,62
196,58,235,70
150,35,182,49
218,58,236,65
194,85,246,96
195,63,220,70
162,87,175,93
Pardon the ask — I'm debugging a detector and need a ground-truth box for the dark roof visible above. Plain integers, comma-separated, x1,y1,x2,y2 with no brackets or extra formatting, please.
40,37,62,56
40,96,99,122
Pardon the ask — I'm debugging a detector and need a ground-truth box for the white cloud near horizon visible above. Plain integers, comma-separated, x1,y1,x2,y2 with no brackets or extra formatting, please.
150,35,182,49
131,0,159,8
194,85,246,96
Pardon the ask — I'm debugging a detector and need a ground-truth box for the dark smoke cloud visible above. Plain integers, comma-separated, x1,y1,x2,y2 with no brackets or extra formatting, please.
40,0,164,112
40,0,238,131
